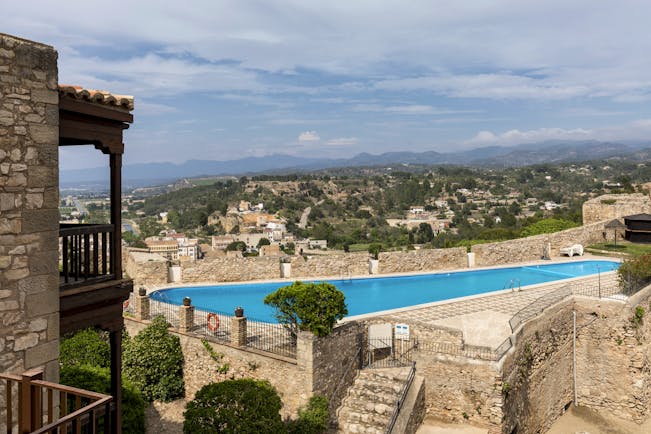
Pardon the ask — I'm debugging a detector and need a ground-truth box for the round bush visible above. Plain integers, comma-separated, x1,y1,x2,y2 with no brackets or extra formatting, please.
123,315,185,402
60,364,145,434
60,328,111,369
184,379,285,434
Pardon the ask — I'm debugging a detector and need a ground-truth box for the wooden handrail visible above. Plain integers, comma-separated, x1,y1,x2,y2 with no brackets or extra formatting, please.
60,223,114,236
1,369,113,434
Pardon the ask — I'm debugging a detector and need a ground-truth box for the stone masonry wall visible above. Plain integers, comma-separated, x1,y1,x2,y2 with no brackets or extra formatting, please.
0,33,59,381
298,322,365,414
129,247,468,288
501,299,576,434
471,221,605,267
582,193,651,225
574,295,651,423
124,318,308,418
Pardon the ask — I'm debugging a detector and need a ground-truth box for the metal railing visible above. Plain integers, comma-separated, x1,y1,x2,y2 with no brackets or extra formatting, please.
194,307,232,345
149,298,180,329
384,361,416,434
246,317,297,359
509,285,572,333
1,368,112,434
59,224,114,287
364,337,418,368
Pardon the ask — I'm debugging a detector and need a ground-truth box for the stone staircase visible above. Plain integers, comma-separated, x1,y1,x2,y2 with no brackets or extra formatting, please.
336,366,412,434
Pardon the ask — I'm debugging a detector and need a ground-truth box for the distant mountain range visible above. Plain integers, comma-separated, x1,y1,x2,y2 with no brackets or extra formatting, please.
60,140,651,187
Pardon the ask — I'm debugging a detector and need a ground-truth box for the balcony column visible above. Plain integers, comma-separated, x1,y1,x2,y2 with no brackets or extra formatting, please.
110,152,123,278
110,330,122,434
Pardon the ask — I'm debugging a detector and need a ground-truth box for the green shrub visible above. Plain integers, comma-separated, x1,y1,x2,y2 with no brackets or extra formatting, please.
264,281,348,337
60,328,111,369
520,218,578,237
287,395,329,434
368,243,382,260
60,364,145,434
123,315,185,402
183,379,285,434
618,254,651,293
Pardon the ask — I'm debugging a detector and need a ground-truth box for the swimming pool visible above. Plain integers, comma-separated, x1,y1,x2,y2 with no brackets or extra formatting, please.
151,260,620,322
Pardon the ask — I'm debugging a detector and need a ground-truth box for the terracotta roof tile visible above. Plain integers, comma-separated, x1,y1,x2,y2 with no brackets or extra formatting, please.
59,85,134,111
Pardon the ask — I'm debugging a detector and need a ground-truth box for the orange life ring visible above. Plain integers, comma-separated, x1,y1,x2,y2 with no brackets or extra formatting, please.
123,300,130,310
207,313,220,331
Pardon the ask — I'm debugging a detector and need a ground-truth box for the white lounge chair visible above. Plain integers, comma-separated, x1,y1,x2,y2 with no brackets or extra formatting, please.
560,244,584,257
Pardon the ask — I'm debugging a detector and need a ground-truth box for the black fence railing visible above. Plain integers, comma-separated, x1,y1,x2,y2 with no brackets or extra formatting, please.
246,317,297,359
509,286,572,333
384,361,416,434
59,224,114,287
364,337,417,368
194,307,232,345
145,299,296,359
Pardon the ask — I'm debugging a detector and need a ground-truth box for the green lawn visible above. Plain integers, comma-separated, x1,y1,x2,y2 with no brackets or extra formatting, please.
587,241,651,257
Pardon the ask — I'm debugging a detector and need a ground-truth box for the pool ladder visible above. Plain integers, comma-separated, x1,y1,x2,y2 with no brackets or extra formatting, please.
504,278,521,292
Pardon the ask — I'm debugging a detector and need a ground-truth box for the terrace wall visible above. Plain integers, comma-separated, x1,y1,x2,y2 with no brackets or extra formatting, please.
470,221,606,267
582,193,651,225
128,247,468,288
0,33,59,381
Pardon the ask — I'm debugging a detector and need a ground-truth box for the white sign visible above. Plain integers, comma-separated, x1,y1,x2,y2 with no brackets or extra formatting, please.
395,323,410,341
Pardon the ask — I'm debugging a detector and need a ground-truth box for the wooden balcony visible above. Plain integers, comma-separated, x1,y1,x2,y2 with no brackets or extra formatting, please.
60,224,115,289
1,368,112,434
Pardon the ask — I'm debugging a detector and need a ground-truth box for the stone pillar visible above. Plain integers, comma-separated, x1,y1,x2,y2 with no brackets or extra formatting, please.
467,252,476,268
280,262,291,278
134,288,150,321
297,331,316,394
0,34,60,381
231,315,247,347
167,260,181,283
178,297,194,333
369,259,379,274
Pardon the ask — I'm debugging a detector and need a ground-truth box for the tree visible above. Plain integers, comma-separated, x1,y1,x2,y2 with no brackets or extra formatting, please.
60,328,111,369
225,241,246,252
520,218,577,237
123,315,185,402
264,281,348,337
183,379,285,434
258,237,271,248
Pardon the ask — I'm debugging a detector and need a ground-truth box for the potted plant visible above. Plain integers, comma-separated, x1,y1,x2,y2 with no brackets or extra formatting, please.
368,244,381,274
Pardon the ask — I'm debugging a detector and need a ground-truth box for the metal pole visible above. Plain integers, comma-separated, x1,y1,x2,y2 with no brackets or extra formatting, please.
573,310,577,406
597,265,601,298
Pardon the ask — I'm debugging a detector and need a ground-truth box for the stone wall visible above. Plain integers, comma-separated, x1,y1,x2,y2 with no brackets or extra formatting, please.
129,247,468,288
501,291,651,433
583,193,651,225
501,299,576,434
471,221,606,267
574,295,651,423
0,33,59,381
297,322,365,414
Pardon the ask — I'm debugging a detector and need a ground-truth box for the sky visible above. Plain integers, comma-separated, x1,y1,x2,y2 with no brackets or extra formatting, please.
3,1,651,170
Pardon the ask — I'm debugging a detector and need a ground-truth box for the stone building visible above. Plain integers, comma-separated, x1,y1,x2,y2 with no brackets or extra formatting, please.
1,33,133,432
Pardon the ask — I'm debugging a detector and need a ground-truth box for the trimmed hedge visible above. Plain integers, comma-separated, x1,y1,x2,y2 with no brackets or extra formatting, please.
60,328,111,369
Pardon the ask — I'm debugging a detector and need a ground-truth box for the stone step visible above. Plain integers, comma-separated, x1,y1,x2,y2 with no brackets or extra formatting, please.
347,386,398,405
338,407,391,427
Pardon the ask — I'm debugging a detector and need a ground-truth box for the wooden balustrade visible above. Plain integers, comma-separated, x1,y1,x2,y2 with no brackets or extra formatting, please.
1,368,112,434
59,224,115,288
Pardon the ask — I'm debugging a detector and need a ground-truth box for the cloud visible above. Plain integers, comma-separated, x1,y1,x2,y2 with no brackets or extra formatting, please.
353,104,479,115
326,137,358,146
298,131,320,142
465,127,594,146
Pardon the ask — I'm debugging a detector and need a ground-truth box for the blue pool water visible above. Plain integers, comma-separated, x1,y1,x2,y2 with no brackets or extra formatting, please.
151,260,620,322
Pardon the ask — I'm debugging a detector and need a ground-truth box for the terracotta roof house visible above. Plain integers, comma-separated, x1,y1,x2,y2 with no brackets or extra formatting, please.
1,33,133,433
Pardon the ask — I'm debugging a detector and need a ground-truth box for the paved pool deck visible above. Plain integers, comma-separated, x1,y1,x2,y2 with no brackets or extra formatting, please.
378,260,622,348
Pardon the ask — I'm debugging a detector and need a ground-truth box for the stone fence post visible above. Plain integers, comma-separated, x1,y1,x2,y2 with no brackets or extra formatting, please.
179,297,194,333
135,287,150,321
297,331,316,395
231,308,247,347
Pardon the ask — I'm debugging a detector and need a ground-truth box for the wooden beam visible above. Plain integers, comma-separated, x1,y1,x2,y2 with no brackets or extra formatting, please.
60,98,133,123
